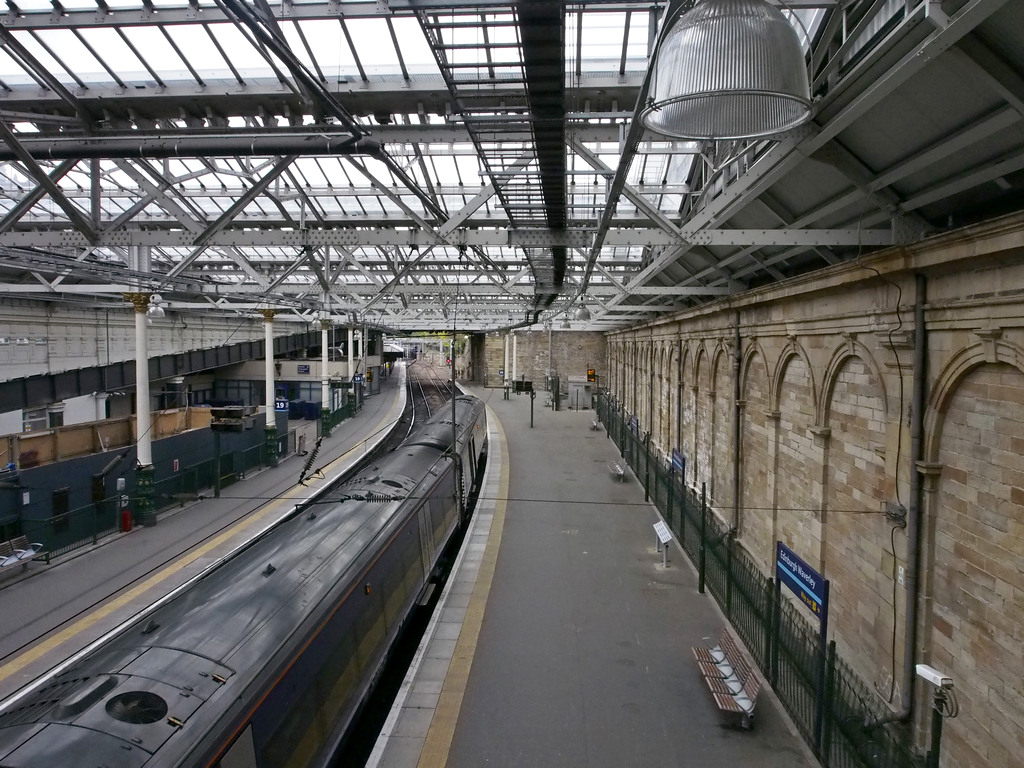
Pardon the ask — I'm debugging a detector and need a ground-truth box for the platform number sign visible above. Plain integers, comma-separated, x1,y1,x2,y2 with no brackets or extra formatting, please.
587,368,596,382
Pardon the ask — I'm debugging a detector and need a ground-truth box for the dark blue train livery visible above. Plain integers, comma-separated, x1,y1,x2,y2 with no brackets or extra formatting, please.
0,395,488,768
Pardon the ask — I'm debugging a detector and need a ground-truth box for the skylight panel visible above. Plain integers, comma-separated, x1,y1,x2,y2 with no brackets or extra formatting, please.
342,17,405,76
577,11,638,73
161,24,235,79
9,0,56,10
115,26,192,79
11,30,81,84
388,17,440,76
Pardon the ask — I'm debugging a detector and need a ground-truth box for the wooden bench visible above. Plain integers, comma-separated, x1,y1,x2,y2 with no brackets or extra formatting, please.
0,536,45,574
692,629,762,729
607,462,625,481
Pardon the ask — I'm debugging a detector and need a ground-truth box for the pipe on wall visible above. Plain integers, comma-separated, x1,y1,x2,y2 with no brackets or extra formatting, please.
866,272,926,728
732,311,741,532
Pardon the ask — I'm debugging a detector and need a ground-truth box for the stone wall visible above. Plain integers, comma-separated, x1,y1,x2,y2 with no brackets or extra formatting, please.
606,212,1024,768
478,330,607,391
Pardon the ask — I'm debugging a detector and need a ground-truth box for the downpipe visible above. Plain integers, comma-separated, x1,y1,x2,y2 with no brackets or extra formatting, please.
867,273,926,728
732,311,741,532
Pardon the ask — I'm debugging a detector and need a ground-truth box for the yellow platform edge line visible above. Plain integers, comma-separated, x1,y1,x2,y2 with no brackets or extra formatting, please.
417,411,508,768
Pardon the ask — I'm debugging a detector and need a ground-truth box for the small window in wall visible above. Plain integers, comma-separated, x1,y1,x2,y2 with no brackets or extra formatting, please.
48,410,64,429
53,487,70,534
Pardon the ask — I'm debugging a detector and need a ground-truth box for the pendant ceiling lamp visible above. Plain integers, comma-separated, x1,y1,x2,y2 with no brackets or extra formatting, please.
641,0,812,140
574,297,591,322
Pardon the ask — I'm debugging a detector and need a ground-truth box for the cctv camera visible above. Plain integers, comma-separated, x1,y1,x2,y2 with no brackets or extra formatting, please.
916,664,953,688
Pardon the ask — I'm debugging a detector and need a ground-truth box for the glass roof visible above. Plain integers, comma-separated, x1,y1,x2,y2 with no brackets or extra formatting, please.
0,0,951,332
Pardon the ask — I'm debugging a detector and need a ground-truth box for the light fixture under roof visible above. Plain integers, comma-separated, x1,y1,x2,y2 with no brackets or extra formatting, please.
146,294,165,320
574,299,591,322
641,0,812,140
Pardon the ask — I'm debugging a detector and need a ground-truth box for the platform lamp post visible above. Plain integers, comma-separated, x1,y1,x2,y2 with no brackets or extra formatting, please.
260,308,279,467
320,312,332,437
124,291,161,526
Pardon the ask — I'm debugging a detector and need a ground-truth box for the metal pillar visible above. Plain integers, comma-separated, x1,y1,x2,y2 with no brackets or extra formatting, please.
261,309,278,467
348,326,356,381
320,317,332,436
125,292,157,526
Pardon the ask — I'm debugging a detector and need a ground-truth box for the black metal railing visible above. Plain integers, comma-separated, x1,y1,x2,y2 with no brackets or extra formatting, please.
596,392,922,768
15,413,353,564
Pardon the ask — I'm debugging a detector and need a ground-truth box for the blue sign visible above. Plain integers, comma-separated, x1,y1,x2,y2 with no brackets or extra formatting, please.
353,374,363,384
671,449,685,476
776,541,829,620
297,364,310,374
628,416,639,434
274,398,288,412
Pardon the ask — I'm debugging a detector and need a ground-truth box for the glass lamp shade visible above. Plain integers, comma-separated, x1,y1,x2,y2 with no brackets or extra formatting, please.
641,0,812,140
574,305,591,321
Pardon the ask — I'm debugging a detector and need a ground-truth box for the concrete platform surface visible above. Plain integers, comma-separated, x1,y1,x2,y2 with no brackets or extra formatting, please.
371,386,818,768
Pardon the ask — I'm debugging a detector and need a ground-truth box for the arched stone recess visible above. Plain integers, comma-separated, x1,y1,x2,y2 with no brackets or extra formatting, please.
922,339,1024,768
639,341,652,434
657,343,671,450
694,344,713,495
774,348,823,577
711,340,734,513
738,340,772,569
821,344,895,691
666,343,680,454
680,343,695,477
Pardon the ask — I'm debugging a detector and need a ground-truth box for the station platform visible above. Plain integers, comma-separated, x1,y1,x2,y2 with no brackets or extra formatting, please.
0,366,406,704
369,386,819,768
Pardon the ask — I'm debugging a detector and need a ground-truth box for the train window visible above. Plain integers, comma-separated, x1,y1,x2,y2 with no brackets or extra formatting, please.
218,724,257,768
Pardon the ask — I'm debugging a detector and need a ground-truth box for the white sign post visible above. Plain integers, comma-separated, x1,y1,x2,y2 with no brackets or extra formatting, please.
653,521,673,567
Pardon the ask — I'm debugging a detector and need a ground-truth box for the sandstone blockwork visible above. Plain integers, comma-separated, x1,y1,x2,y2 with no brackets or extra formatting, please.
606,214,1024,768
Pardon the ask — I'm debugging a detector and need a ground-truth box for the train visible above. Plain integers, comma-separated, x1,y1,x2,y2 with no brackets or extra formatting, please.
0,395,488,768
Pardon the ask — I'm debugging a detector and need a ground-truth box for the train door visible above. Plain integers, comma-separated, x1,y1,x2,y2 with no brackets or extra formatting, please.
415,499,433,581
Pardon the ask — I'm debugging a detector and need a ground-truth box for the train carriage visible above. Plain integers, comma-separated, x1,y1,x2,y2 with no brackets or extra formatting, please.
0,396,487,768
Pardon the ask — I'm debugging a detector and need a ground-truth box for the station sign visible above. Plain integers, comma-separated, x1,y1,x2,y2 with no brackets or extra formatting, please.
275,398,288,411
297,364,310,374
775,541,829,620
671,449,685,477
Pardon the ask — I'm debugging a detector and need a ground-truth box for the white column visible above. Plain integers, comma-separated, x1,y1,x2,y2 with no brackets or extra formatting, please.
134,303,153,467
94,392,109,422
321,319,330,407
348,326,355,380
503,334,509,383
511,332,518,383
262,310,276,429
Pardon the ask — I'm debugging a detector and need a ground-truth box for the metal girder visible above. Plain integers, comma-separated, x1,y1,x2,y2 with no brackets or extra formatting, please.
0,159,78,235
0,227,893,250
165,156,298,279
0,123,99,244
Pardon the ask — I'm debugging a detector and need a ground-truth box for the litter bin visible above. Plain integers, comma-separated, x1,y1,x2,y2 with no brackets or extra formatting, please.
121,509,133,532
